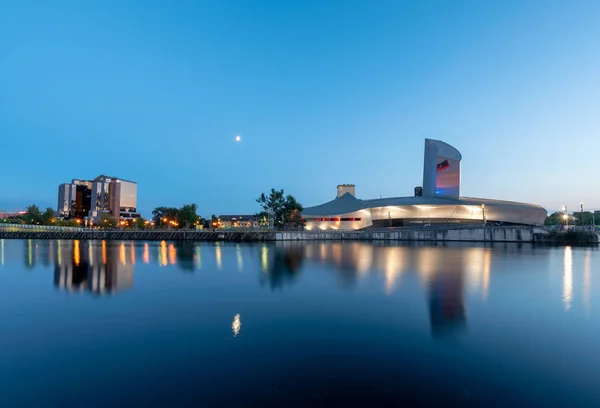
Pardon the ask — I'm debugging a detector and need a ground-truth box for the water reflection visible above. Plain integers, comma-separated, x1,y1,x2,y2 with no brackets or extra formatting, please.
260,243,303,289
54,240,134,295
266,243,496,337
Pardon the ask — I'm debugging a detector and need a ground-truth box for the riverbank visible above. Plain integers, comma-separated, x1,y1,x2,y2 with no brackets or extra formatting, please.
1,225,597,244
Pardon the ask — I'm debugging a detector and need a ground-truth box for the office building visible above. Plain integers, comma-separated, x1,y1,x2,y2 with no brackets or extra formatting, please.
57,174,139,222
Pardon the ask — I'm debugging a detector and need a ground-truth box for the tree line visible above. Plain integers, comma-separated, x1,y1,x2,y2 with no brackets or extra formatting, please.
2,189,306,231
545,211,599,226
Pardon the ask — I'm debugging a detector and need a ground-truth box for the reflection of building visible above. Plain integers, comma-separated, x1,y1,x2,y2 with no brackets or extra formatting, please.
426,266,467,337
302,139,547,230
289,242,484,337
53,240,134,295
57,174,139,222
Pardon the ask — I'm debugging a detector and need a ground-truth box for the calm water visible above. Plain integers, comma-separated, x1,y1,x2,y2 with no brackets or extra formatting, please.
1,239,599,407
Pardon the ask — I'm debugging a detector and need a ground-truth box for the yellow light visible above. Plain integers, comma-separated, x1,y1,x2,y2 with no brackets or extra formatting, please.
163,218,167,222
168,244,176,265
74,240,80,266
120,243,126,265
160,241,167,266
232,314,241,336
563,214,568,220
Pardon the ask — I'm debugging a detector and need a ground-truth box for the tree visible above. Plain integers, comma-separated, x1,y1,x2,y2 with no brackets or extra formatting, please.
545,212,565,226
152,206,179,227
134,217,147,229
572,211,596,227
177,203,201,228
256,189,305,230
100,213,117,229
41,207,56,225
23,204,43,224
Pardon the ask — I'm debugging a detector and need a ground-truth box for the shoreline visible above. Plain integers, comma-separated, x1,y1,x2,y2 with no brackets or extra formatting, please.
1,225,597,244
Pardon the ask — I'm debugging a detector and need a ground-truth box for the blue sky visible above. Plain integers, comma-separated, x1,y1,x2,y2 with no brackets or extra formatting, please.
1,0,599,217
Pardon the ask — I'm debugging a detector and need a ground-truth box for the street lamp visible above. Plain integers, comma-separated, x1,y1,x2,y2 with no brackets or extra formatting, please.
563,206,568,229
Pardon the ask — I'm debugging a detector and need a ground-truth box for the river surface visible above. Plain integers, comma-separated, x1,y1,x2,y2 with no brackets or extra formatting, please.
1,239,599,406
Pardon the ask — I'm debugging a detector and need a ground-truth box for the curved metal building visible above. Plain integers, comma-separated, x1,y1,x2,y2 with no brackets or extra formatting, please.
302,139,547,230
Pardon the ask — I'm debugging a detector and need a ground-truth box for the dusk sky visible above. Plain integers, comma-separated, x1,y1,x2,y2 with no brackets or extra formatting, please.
1,0,599,217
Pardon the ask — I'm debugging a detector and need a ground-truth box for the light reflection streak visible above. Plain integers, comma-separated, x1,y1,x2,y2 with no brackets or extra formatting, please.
74,240,80,266
482,250,491,300
232,314,241,337
130,242,136,265
143,243,149,264
168,244,176,265
57,240,62,266
119,243,126,265
261,245,268,272
563,246,573,311
28,239,33,266
383,248,404,294
102,240,107,264
195,245,201,270
160,241,167,267
236,244,243,272
0,239,4,266
88,241,94,266
216,244,222,270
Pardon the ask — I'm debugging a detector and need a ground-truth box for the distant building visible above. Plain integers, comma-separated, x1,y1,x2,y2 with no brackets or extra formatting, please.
217,215,260,229
57,174,139,223
302,139,547,230
57,179,93,219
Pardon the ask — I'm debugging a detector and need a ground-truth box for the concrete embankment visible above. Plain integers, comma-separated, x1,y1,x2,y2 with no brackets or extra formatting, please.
533,230,599,245
0,226,552,243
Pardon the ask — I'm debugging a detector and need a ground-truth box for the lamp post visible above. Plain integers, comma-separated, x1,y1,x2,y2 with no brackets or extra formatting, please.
481,204,486,226
563,206,568,230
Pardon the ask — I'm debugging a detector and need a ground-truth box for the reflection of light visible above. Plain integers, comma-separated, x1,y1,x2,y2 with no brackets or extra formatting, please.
102,240,107,264
74,240,80,266
584,250,591,312
319,243,327,260
482,250,491,300
216,244,222,270
168,244,176,265
120,243,126,265
464,248,491,300
236,244,243,272
332,243,342,266
89,241,94,266
261,245,268,272
130,242,136,265
355,243,373,276
383,247,404,294
160,241,167,267
57,240,62,266
143,243,149,264
563,246,573,311
195,245,202,269
0,239,4,266
417,248,440,284
232,314,241,337
28,239,33,266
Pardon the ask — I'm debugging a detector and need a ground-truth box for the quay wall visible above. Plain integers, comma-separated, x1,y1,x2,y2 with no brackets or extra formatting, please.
0,226,546,243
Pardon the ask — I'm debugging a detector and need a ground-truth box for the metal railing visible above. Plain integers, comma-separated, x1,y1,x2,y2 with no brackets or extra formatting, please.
0,223,85,232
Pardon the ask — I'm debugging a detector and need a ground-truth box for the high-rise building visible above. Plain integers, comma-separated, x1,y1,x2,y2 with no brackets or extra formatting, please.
57,175,139,222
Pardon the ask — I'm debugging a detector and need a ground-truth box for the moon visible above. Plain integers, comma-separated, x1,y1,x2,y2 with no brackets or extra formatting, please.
235,135,241,142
